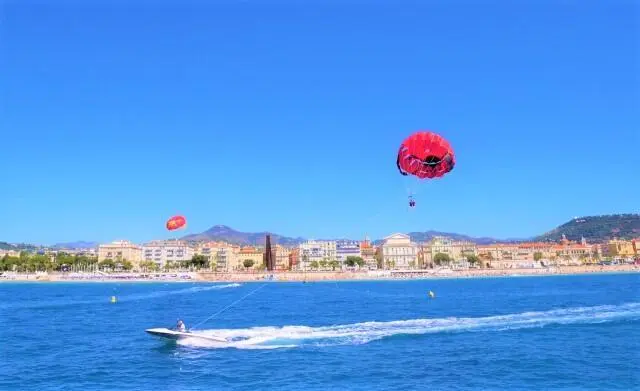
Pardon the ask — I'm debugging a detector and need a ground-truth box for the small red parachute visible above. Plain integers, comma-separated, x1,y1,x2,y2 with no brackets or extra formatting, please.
397,131,455,179
166,215,187,231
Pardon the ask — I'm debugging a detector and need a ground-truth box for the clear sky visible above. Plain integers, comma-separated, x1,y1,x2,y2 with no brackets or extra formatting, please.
1,1,638,245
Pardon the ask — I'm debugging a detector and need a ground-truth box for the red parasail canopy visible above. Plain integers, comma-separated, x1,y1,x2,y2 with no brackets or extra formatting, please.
166,215,187,231
397,131,455,179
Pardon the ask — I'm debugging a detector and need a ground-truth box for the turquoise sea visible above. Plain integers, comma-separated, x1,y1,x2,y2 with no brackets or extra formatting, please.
1,273,639,390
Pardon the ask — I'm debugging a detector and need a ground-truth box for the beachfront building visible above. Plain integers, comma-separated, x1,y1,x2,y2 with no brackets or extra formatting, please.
141,240,194,269
234,246,264,271
213,244,239,272
289,248,300,270
552,236,592,265
380,233,418,270
606,239,636,257
420,236,477,268
360,238,378,270
477,244,526,268
272,245,292,271
477,242,552,268
336,240,362,268
476,236,596,268
514,242,556,262
298,240,337,270
98,240,143,266
195,241,241,271
192,241,235,271
195,242,224,262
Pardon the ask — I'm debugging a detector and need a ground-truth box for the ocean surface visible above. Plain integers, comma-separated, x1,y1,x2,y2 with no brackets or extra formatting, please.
1,273,639,390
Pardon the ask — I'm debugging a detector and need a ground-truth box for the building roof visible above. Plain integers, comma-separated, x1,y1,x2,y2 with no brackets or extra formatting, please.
239,247,261,254
383,233,410,240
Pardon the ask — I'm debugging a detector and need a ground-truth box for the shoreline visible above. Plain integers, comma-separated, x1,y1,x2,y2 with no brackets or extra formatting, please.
1,265,638,283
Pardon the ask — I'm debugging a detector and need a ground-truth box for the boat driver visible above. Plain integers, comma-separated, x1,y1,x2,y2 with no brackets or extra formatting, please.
176,319,186,332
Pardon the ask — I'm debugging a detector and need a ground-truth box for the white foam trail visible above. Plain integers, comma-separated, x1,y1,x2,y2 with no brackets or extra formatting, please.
177,302,640,350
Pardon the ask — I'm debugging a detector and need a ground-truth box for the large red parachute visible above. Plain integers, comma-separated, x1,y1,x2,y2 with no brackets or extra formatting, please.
397,131,455,179
166,215,187,231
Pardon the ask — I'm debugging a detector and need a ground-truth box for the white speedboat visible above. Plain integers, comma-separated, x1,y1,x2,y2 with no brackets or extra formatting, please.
145,327,227,342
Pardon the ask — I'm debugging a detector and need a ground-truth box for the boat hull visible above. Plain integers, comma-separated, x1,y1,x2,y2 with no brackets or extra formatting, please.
145,328,226,342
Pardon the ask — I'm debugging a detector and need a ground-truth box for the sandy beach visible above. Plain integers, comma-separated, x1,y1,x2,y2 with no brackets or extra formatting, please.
196,264,640,282
2,264,638,283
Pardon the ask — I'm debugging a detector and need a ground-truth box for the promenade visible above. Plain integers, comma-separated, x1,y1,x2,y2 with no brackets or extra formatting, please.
3,264,636,283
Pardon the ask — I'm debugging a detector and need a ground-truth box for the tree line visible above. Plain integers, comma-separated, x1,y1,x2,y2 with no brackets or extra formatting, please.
0,252,215,273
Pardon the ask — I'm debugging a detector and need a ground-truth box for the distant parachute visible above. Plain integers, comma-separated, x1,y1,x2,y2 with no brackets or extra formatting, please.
166,215,187,231
397,131,455,179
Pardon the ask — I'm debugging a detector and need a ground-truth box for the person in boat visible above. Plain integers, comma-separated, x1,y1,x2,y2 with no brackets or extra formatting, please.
176,319,187,332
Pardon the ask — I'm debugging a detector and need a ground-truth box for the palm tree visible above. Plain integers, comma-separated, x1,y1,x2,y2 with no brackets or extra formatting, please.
319,259,328,270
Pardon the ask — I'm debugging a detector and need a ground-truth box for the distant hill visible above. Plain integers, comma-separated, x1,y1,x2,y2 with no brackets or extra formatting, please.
405,231,521,245
181,225,306,246
0,242,15,250
8,214,634,250
534,214,640,243
0,242,38,251
182,215,639,247
182,225,515,246
52,241,98,249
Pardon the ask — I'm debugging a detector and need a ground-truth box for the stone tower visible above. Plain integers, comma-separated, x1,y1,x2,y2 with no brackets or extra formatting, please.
264,234,275,271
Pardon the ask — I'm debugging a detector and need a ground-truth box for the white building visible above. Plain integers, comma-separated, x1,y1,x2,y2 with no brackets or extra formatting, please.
298,240,337,270
142,240,194,268
336,240,362,267
380,233,418,269
98,240,142,266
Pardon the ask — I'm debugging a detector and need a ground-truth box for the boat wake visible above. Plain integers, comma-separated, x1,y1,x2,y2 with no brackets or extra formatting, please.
178,302,640,350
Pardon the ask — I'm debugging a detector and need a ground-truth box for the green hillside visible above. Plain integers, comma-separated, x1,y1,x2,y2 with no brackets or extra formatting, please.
535,214,640,243
0,242,38,251
0,242,14,250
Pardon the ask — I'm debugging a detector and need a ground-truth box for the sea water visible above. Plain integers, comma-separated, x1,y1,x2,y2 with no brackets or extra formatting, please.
1,274,638,390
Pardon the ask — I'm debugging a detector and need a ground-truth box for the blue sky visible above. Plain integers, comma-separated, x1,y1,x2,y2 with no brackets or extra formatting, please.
1,1,638,245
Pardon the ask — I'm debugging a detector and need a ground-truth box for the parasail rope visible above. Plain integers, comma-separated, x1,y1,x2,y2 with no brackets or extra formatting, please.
190,283,267,330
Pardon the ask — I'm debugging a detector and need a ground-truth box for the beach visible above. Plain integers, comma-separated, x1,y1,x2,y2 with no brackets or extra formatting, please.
2,264,638,283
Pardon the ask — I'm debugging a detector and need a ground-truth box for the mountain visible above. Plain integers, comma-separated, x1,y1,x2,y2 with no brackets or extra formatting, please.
5,214,638,250
0,242,38,251
404,231,523,245
181,225,306,246
182,215,640,247
534,214,640,243
52,241,99,249
183,225,515,246
0,242,15,250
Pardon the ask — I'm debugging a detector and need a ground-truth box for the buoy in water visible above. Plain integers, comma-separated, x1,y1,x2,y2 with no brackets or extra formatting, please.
110,296,117,303
428,291,435,299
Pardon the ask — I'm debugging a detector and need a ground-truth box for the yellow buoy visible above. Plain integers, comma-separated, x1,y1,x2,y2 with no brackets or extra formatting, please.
110,296,117,303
